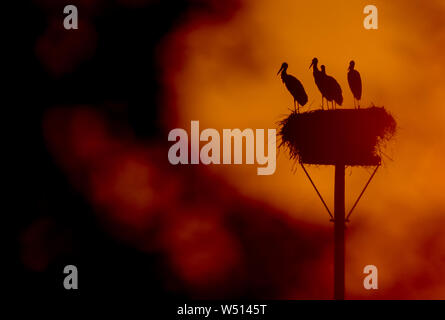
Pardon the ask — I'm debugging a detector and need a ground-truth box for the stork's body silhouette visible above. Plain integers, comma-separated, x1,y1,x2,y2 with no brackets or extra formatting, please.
348,60,362,109
321,65,343,109
277,62,308,113
309,58,329,109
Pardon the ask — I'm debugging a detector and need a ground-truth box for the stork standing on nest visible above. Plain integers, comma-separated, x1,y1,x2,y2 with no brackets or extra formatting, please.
347,60,362,109
277,62,308,113
321,65,343,110
309,57,329,110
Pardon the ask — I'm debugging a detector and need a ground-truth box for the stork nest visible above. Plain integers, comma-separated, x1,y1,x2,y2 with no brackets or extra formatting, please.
279,107,396,166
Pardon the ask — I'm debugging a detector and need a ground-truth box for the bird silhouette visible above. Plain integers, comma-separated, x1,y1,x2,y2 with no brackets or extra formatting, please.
277,62,308,113
321,65,343,109
309,57,329,110
347,60,362,109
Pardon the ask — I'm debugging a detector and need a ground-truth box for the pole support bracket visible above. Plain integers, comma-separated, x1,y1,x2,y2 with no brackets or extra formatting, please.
346,164,380,222
300,162,334,220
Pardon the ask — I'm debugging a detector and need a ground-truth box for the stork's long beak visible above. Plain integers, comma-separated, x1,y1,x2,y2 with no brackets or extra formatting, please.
309,61,314,69
277,66,284,75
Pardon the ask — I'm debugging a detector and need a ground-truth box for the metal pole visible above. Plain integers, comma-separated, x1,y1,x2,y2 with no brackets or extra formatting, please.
334,164,345,300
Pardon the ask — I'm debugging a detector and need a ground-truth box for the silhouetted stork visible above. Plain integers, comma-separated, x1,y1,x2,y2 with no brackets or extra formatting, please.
309,57,329,110
321,65,343,109
277,62,308,113
348,60,362,109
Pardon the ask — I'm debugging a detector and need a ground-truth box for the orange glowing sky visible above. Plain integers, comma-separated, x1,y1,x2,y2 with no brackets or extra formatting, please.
160,0,445,298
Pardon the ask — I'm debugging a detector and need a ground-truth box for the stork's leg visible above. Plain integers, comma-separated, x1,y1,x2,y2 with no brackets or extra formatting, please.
358,100,360,109
321,96,324,110
294,100,296,113
353,99,356,109
297,103,300,114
